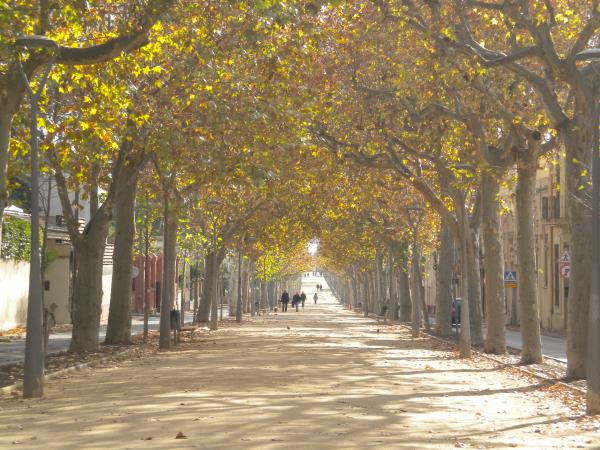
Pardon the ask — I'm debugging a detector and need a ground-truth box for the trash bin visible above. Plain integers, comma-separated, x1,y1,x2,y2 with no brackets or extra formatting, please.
170,310,181,330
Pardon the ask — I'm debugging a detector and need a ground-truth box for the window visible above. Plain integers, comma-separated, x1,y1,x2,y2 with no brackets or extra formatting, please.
554,244,560,307
553,195,561,219
542,197,549,220
543,246,548,288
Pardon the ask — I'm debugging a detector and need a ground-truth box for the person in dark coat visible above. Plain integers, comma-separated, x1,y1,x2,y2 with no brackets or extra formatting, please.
280,291,289,312
313,292,318,304
292,292,301,312
300,291,307,308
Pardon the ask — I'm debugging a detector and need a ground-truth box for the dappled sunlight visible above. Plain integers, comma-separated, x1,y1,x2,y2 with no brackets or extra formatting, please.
0,279,597,449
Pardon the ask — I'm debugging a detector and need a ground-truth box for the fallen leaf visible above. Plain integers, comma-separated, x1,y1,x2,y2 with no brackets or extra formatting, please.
175,432,187,439
142,437,152,441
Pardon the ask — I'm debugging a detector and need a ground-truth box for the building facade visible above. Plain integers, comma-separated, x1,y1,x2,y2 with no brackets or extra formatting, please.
424,157,570,334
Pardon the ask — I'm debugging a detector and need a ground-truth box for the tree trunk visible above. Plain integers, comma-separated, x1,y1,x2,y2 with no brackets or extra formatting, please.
159,195,178,350
387,248,397,321
398,267,412,322
69,221,110,352
268,281,275,310
143,231,151,341
197,252,215,323
391,272,400,320
419,263,430,333
375,250,383,314
516,160,542,363
481,173,507,354
411,243,422,337
231,255,239,317
0,74,26,251
0,112,12,253
180,258,187,326
242,261,250,313
351,270,359,309
466,224,484,346
209,253,222,330
193,255,204,322
260,278,267,309
564,123,592,378
459,206,472,357
105,163,140,345
364,273,371,317
435,223,454,337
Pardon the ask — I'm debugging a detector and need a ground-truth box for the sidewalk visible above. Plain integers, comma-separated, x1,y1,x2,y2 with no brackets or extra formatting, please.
0,316,161,366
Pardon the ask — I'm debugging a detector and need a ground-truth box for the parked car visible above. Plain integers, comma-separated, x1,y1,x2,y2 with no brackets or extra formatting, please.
451,298,462,326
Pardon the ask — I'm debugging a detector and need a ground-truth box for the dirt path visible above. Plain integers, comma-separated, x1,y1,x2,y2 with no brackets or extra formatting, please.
0,283,598,449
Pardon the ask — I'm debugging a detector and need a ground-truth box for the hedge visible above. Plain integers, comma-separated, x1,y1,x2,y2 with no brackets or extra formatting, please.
1,216,32,261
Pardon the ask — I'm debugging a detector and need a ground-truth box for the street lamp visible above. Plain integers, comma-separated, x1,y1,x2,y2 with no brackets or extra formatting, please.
406,204,424,338
574,49,600,414
15,35,58,398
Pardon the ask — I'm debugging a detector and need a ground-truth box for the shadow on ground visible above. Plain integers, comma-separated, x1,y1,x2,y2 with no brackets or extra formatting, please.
0,297,597,449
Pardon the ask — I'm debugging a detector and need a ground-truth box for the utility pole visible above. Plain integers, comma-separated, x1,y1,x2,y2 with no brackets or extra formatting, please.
16,35,58,398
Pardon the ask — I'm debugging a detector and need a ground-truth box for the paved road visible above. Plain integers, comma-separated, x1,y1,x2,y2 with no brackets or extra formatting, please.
442,320,566,362
505,327,566,362
0,316,161,366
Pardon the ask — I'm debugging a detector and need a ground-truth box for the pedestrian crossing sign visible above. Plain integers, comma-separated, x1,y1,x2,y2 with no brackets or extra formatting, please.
504,271,517,288
558,251,570,263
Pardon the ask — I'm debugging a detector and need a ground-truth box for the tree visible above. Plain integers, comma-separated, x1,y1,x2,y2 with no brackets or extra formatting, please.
0,0,175,252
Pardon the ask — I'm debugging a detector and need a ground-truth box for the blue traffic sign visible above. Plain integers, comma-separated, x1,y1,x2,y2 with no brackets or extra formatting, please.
504,271,517,282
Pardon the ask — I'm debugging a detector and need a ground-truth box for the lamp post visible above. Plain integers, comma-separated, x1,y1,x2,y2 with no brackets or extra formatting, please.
15,35,58,398
406,205,424,338
574,49,600,413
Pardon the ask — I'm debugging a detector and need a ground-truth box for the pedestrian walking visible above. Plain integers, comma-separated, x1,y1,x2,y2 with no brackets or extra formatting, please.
313,292,318,304
292,292,301,312
300,291,306,308
281,290,289,312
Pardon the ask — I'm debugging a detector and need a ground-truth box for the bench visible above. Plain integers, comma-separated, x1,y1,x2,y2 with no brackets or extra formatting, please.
256,308,270,316
174,325,198,344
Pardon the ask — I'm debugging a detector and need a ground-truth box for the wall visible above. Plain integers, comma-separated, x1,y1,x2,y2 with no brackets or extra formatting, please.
101,265,112,321
43,240,72,324
0,260,29,331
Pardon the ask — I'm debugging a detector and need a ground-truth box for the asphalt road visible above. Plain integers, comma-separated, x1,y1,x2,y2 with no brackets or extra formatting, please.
504,327,566,362
435,316,567,362
0,316,161,366
445,323,567,362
